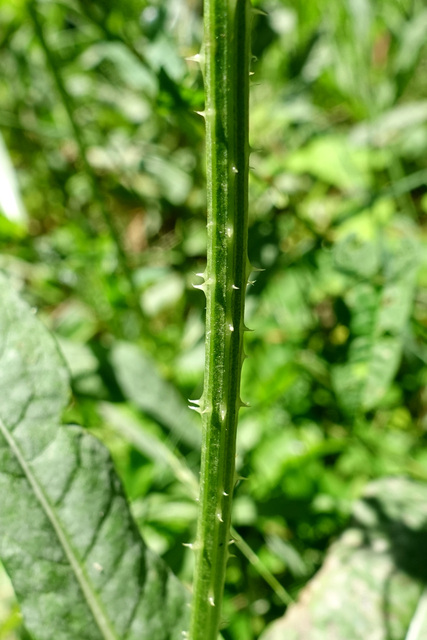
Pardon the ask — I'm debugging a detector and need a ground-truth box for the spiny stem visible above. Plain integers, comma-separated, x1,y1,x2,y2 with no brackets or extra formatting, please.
190,1,252,638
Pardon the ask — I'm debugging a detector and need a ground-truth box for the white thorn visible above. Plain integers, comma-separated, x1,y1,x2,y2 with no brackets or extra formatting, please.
226,226,233,238
185,53,201,63
195,110,206,118
231,165,238,174
188,398,201,406
182,542,194,549
249,71,255,76
216,512,223,523
232,284,239,290
229,324,234,332
222,491,229,496
188,405,201,414
208,596,215,607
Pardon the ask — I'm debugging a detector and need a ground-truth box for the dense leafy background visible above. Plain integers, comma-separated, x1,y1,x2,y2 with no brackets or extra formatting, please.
1,0,427,638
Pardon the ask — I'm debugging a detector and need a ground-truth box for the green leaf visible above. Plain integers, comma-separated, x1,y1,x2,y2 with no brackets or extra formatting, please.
0,275,190,640
286,135,373,190
99,402,199,498
110,342,201,451
331,234,419,414
395,11,427,80
260,478,427,640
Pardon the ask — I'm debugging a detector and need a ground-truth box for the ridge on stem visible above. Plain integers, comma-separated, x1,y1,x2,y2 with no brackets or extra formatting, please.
189,1,253,639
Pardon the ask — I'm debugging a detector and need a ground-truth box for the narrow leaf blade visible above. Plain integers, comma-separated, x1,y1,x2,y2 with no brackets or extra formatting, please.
110,341,201,450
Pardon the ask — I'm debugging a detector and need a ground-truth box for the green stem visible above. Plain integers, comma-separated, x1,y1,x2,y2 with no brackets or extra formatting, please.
190,1,252,638
28,1,140,309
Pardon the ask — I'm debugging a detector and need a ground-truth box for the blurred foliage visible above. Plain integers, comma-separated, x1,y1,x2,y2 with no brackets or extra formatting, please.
260,477,427,640
1,0,427,638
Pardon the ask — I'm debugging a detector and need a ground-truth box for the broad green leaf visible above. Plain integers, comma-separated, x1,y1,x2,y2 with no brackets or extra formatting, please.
259,478,427,640
110,342,201,450
0,275,190,640
333,234,380,279
332,234,419,414
286,135,373,190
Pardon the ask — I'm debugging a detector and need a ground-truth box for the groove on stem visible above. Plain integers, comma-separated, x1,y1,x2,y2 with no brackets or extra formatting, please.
190,1,252,638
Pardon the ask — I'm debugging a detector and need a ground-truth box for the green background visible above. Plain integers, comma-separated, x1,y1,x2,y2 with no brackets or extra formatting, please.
1,0,427,638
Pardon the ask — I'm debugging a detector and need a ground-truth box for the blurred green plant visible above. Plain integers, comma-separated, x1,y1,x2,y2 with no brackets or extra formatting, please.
1,0,427,638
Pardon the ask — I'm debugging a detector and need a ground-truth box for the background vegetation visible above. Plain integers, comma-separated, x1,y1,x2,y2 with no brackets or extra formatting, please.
1,0,427,638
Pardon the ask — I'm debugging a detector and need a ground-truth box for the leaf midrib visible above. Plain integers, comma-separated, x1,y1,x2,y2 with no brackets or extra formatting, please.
0,417,118,640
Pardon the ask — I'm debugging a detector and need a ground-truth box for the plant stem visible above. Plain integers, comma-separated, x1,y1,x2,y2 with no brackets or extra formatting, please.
190,1,252,638
28,1,140,310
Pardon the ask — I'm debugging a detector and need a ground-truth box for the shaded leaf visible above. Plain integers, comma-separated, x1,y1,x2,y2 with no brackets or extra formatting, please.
0,275,189,640
260,478,427,640
332,234,419,414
